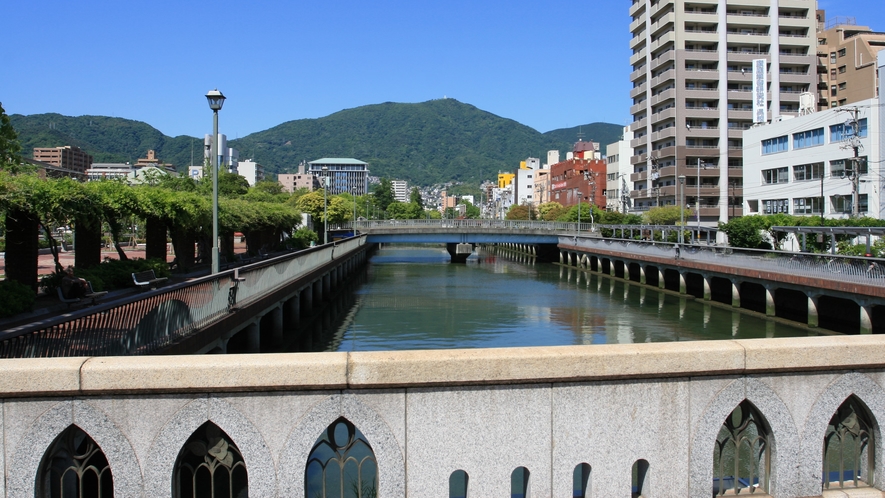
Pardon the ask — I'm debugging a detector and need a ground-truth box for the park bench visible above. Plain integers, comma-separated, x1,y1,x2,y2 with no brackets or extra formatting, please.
132,270,168,290
57,281,108,308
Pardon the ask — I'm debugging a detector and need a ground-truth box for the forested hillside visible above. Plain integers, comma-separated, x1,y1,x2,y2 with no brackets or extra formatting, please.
11,100,622,185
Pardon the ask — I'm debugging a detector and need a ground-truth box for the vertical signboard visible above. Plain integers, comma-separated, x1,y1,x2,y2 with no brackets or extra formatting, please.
752,59,767,124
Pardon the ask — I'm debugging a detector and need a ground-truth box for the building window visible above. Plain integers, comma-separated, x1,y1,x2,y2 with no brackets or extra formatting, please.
793,197,823,214
830,68,837,80
830,52,837,64
831,194,868,214
793,128,824,149
762,167,789,184
831,157,868,177
831,85,838,96
761,136,788,154
838,65,847,74
838,48,847,57
763,198,789,214
793,162,824,181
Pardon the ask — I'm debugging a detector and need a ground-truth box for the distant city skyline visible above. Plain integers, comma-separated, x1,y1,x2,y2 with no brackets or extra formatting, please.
3,0,883,139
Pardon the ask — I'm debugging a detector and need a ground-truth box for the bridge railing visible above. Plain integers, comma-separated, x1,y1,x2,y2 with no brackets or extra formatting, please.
0,237,367,358
352,219,596,231
569,236,885,287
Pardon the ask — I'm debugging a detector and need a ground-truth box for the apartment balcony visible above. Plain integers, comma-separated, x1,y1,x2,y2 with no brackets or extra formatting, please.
650,50,676,70
684,106,720,114
726,89,752,100
629,0,644,17
650,68,675,87
630,101,648,115
630,34,645,51
650,88,676,107
630,84,647,99
683,12,718,23
696,205,725,218
686,126,720,138
726,109,753,119
683,50,719,62
727,128,745,139
630,66,647,82
630,152,649,166
630,170,648,183
649,127,677,143
725,14,772,27
630,49,647,66
779,34,809,46
629,16,645,33
657,166,677,178
725,70,753,82
684,31,719,44
779,71,814,84
651,31,676,53
630,135,647,149
779,53,815,65
631,116,648,130
725,51,770,63
684,69,721,81
651,107,676,122
683,144,721,157
651,12,675,33
684,88,719,99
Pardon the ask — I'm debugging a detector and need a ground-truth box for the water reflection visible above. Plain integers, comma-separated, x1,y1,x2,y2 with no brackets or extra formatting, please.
280,245,818,353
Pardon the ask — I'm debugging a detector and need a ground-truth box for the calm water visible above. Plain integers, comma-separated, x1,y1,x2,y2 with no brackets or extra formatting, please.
282,245,819,353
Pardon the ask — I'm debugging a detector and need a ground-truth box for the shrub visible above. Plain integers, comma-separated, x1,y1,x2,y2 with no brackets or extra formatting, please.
41,258,170,293
0,279,36,318
286,227,318,250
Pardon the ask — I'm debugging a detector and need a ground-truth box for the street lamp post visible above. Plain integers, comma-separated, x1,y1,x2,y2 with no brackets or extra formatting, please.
205,89,226,274
322,166,329,245
352,187,357,234
678,175,686,245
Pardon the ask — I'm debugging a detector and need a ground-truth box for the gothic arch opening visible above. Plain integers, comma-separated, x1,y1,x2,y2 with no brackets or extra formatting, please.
36,425,113,498
173,422,247,498
305,417,378,498
713,400,771,496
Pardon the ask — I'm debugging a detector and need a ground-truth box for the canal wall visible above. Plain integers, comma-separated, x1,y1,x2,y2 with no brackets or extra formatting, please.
4,336,885,497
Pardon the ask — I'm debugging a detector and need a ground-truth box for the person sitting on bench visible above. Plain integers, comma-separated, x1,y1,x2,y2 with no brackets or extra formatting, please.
61,266,89,299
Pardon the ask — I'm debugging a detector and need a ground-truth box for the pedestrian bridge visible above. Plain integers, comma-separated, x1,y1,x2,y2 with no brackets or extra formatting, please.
353,219,583,244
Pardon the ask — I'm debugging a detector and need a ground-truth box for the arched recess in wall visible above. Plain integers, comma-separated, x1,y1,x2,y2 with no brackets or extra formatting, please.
713,400,771,496
823,395,876,491
305,417,378,498
510,466,530,498
631,459,649,498
573,463,591,498
173,421,248,498
36,425,113,498
448,469,468,498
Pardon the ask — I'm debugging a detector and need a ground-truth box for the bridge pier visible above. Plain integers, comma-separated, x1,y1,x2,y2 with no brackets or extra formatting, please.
322,274,331,302
730,279,741,308
702,274,711,301
269,306,284,344
807,293,819,328
245,321,260,353
446,243,471,263
285,293,300,329
765,285,775,317
679,271,686,294
860,302,873,334
639,265,646,285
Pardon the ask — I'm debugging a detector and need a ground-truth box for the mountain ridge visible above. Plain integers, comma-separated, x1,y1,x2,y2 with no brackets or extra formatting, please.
10,99,622,186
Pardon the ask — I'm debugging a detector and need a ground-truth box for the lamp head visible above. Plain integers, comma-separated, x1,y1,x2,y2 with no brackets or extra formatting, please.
206,89,226,111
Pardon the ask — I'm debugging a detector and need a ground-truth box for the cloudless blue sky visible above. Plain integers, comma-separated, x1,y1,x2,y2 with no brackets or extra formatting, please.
2,0,883,139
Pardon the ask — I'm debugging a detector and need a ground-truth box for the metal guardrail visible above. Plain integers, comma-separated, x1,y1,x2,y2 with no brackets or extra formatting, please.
568,237,885,288
0,237,367,358
352,219,593,231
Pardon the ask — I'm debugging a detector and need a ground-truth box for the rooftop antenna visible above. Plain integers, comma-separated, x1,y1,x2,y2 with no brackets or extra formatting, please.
577,126,585,142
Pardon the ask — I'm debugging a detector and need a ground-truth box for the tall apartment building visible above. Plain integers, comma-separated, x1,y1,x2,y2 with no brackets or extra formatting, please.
816,15,885,109
32,146,92,177
391,180,409,203
605,127,635,212
237,160,265,186
628,0,817,224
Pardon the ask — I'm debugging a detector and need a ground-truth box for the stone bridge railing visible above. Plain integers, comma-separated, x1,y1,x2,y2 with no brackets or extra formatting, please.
3,336,885,497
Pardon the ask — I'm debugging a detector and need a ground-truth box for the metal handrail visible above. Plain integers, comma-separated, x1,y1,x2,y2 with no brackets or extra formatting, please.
0,237,367,358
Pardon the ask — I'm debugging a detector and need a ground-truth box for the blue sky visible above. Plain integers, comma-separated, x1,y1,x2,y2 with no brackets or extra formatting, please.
2,0,883,139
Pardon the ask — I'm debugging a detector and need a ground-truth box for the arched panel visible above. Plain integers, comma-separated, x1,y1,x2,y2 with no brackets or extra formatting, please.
713,400,771,496
573,463,591,498
36,425,113,498
173,422,247,498
449,469,468,498
305,417,377,498
510,466,530,498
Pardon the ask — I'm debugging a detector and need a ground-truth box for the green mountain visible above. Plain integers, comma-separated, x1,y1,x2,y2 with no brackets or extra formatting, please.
543,123,625,151
10,100,622,186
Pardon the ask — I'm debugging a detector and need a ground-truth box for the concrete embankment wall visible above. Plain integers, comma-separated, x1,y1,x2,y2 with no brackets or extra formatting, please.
3,336,885,497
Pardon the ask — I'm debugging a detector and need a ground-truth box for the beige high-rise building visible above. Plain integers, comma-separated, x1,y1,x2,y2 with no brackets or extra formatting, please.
816,14,885,109
628,0,817,224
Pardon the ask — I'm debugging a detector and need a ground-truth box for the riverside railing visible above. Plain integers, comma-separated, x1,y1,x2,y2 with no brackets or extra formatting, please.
0,237,367,358
567,236,885,288
352,219,593,231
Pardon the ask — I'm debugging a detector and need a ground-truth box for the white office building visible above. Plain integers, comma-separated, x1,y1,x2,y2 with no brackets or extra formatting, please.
392,180,409,203
237,160,265,186
308,158,370,195
743,97,881,219
203,134,239,173
605,127,635,213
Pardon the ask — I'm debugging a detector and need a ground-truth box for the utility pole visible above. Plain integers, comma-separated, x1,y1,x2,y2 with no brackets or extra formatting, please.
839,107,863,218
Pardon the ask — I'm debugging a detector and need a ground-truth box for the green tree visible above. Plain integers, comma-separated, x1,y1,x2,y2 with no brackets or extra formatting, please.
506,203,537,220
538,202,564,221
0,103,22,172
409,187,424,209
373,178,395,211
644,205,690,226
462,201,481,219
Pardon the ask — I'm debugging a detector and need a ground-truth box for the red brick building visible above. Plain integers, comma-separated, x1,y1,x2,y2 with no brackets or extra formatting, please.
549,141,607,208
